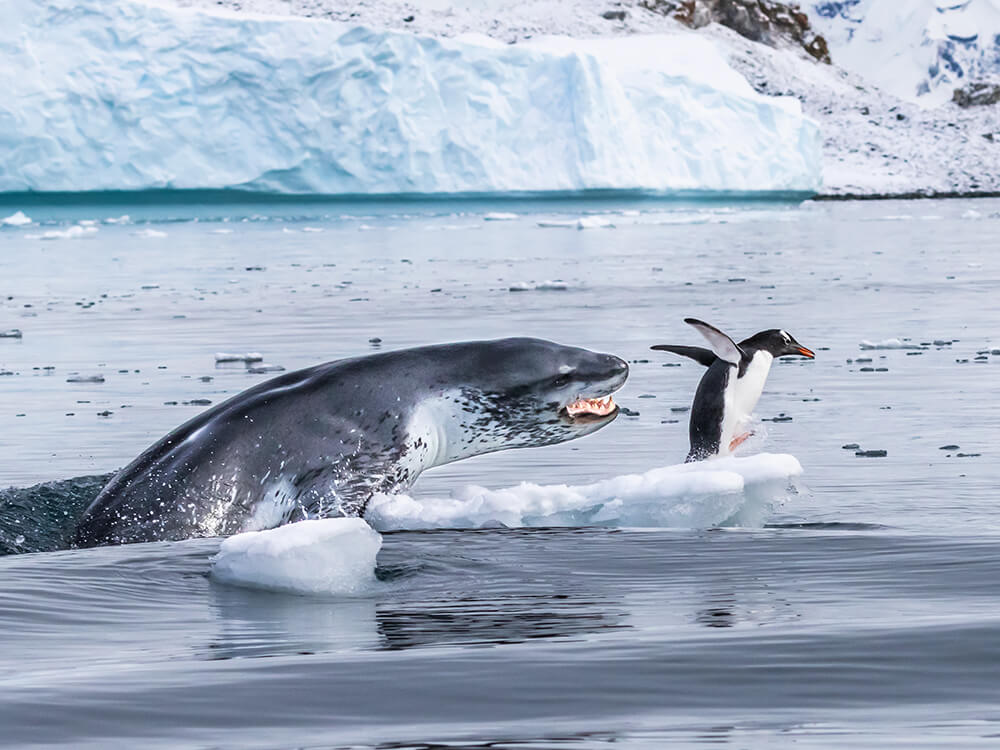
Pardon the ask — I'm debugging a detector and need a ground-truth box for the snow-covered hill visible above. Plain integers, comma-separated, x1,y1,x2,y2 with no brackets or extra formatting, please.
809,0,1000,104
0,0,820,195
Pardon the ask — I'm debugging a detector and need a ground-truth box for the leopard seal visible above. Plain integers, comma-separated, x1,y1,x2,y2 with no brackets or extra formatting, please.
73,338,628,547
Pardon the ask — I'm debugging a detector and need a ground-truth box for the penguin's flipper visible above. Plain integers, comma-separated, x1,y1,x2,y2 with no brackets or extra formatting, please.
650,344,718,367
683,318,744,365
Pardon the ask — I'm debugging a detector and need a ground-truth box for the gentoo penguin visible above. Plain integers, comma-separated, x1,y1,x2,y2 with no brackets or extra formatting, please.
651,318,815,462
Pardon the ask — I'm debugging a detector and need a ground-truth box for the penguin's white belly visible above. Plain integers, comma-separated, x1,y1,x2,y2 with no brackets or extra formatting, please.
719,352,773,455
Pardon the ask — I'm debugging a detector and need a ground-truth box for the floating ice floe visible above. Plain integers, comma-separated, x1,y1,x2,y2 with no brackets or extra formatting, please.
210,517,382,595
133,228,167,238
248,363,286,374
962,209,983,219
859,338,925,350
536,216,616,230
366,453,803,531
484,212,518,221
214,352,263,363
1,211,31,226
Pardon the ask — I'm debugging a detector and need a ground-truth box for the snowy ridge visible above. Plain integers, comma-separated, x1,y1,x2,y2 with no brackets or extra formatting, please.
0,0,820,195
367,453,803,530
810,0,1000,104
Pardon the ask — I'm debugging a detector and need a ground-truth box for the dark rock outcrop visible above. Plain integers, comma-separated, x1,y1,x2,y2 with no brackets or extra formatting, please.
953,82,1000,108
640,0,831,63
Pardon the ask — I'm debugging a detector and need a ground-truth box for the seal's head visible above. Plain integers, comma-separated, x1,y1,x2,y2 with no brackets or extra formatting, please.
412,337,629,465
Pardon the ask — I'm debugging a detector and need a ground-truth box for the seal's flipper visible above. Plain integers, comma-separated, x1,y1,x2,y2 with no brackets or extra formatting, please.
650,344,717,368
684,318,743,365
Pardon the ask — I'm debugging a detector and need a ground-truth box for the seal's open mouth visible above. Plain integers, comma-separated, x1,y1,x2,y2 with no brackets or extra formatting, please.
563,395,618,421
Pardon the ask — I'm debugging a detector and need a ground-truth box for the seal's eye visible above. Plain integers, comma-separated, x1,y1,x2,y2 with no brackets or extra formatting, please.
552,374,573,388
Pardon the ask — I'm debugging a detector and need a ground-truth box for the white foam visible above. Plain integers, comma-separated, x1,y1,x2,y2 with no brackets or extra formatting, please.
25,225,98,240
366,453,803,531
537,216,616,230
859,338,925,350
210,517,382,595
1,211,31,226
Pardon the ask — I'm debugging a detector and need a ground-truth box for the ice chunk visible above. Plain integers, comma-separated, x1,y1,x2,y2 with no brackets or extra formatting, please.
1,211,31,226
214,352,263,363
1,0,820,195
484,212,518,221
210,518,382,596
859,338,925,350
66,374,105,383
366,453,803,531
133,228,167,238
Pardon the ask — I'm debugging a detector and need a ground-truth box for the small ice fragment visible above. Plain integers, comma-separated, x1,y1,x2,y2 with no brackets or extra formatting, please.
301,226,324,232
859,339,923,350
484,212,517,221
534,280,568,291
66,374,105,383
211,228,234,234
1,211,31,226
133,228,167,238
215,352,264,363
508,281,568,292
210,518,382,596
962,209,982,219
103,215,130,224
248,364,285,374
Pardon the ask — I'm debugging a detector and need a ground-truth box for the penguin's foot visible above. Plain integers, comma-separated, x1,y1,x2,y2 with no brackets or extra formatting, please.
729,432,754,452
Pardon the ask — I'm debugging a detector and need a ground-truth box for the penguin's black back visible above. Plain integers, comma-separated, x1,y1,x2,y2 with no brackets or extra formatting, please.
687,360,732,462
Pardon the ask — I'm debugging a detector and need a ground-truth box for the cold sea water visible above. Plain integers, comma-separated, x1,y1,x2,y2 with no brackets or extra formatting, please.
1,196,999,748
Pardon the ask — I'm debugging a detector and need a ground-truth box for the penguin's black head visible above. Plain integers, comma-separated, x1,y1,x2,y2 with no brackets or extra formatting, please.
742,329,815,359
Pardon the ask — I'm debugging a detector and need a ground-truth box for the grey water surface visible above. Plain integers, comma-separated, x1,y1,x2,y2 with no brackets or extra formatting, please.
1,197,999,748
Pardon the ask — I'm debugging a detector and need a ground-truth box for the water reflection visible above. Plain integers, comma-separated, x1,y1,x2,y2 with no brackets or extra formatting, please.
205,585,629,659
376,595,629,651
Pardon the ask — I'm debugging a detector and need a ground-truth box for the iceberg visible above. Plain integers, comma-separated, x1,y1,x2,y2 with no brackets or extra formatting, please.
1,0,821,195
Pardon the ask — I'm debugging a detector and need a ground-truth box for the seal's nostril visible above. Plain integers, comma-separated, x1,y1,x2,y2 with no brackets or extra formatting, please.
606,355,629,375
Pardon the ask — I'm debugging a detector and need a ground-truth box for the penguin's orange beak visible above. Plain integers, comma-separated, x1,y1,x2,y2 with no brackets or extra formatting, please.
796,346,815,359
